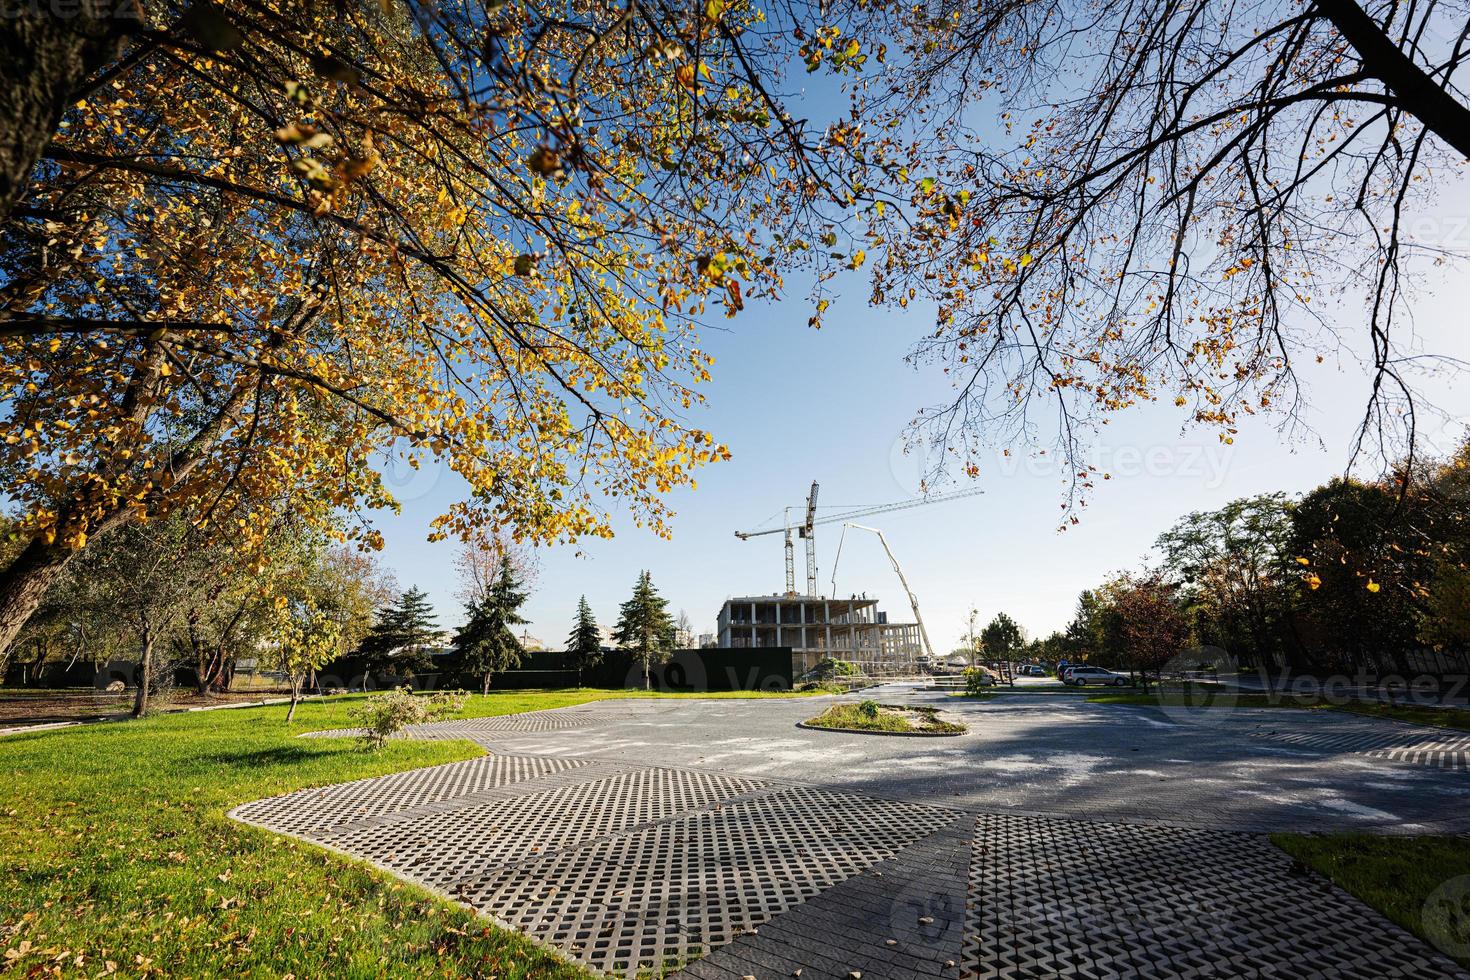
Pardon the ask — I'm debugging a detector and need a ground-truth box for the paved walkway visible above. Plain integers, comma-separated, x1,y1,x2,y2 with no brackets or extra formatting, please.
231,688,1470,978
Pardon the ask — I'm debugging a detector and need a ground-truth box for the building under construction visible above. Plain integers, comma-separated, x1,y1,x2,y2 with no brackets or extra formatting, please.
715,595,926,676
723,479,985,677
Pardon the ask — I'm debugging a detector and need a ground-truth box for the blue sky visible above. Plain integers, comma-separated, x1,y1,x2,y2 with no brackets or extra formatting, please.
372,244,1470,651
369,53,1470,653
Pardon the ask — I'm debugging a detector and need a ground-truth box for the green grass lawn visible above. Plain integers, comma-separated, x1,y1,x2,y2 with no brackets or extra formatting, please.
1331,700,1470,732
1082,691,1298,709
1078,690,1470,731
1272,833,1470,967
0,687,811,978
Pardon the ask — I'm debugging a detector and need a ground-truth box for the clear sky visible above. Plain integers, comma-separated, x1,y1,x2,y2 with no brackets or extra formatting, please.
371,236,1470,651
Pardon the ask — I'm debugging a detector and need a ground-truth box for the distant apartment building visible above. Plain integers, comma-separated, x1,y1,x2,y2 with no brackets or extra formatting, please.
715,595,923,675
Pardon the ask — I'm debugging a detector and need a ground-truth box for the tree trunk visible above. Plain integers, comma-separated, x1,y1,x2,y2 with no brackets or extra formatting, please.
481,671,491,696
0,533,82,661
285,676,301,723
187,616,215,696
1313,0,1470,160
0,6,136,222
132,634,153,717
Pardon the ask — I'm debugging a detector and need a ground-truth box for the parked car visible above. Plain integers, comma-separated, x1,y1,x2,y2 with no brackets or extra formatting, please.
1020,664,1047,677
1064,665,1131,687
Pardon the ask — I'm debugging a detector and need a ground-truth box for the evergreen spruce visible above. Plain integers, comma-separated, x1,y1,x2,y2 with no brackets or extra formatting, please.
453,558,529,695
566,595,602,688
356,586,440,676
612,570,674,690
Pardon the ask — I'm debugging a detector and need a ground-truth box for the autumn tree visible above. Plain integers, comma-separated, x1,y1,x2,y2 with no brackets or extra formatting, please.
311,545,399,667
1417,443,1470,648
1289,477,1434,667
454,530,537,606
565,595,602,687
1155,494,1300,668
1101,577,1191,692
830,0,1470,508
0,0,870,659
76,517,207,716
263,533,397,717
1420,562,1470,649
613,570,674,690
674,609,694,648
453,557,529,695
264,592,343,724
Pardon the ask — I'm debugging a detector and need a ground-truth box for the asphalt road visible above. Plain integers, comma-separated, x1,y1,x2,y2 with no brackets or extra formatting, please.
477,683,1470,834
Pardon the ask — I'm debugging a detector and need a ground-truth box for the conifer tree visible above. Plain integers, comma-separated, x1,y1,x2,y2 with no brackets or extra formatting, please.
613,571,674,691
358,587,439,676
566,595,602,688
454,559,529,695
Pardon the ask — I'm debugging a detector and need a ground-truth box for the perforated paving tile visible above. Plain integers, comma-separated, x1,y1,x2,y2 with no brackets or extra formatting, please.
677,811,973,980
408,710,599,736
456,786,963,976
1251,725,1470,771
299,707,596,743
318,767,770,892
961,812,1470,979
231,754,594,837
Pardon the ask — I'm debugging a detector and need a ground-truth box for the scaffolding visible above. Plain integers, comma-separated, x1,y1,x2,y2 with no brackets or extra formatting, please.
715,595,925,676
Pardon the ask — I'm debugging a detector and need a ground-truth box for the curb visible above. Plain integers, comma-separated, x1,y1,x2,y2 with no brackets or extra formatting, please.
795,720,968,738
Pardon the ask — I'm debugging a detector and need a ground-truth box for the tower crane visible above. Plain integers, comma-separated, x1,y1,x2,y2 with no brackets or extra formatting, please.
800,482,819,596
734,484,984,598
828,523,936,661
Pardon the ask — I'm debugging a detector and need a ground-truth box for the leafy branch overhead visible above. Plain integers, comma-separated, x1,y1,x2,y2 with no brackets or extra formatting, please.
0,0,873,655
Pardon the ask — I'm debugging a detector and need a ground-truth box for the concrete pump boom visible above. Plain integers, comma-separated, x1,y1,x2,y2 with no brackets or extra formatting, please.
828,522,936,661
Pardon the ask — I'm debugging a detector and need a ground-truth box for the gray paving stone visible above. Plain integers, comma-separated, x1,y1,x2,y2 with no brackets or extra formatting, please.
962,811,1470,979
231,694,1470,978
1251,724,1470,770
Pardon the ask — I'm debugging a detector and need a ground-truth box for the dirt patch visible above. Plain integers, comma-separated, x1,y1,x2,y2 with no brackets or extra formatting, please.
0,688,291,726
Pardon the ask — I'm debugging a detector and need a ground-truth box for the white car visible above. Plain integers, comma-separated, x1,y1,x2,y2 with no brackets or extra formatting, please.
1064,665,1131,687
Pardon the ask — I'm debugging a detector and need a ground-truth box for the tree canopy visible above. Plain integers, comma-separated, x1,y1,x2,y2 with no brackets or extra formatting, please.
836,0,1470,508
979,611,1023,659
0,0,869,656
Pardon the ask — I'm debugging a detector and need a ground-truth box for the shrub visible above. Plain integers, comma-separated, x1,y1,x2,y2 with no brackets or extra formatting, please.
963,666,994,695
858,699,880,719
350,687,467,749
805,657,860,682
